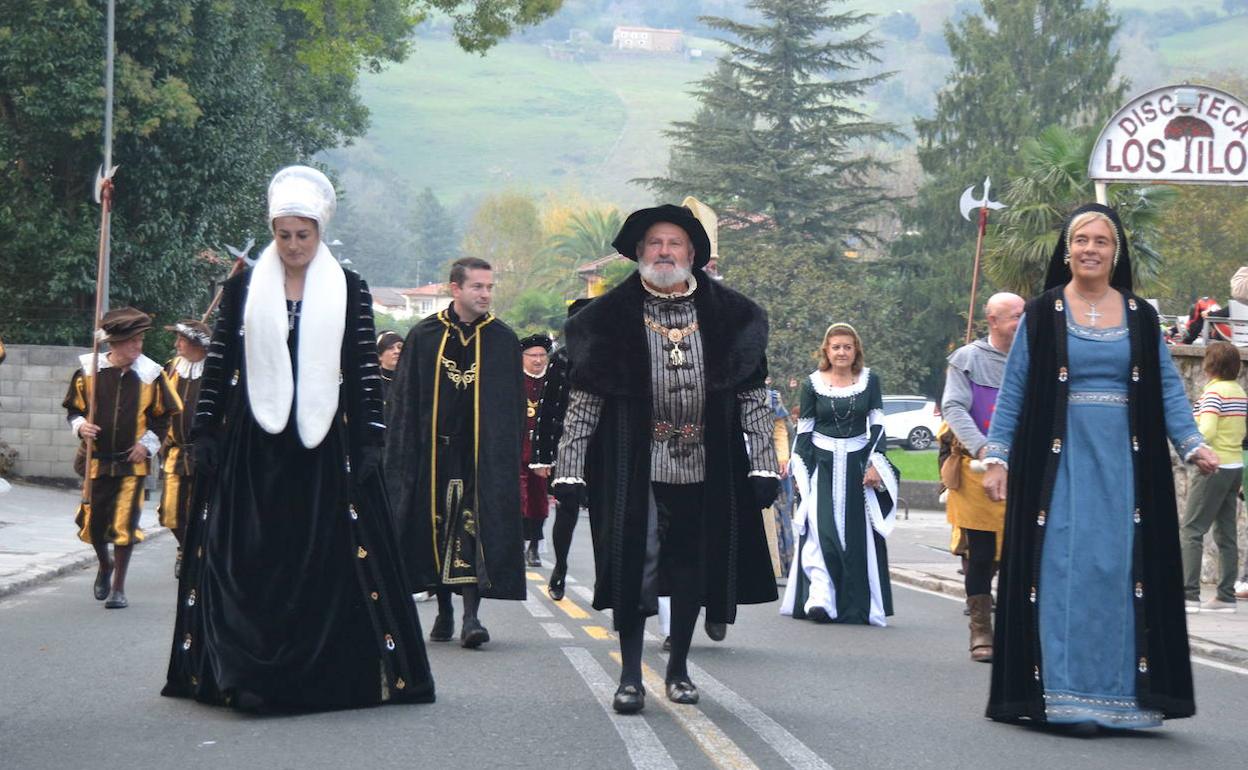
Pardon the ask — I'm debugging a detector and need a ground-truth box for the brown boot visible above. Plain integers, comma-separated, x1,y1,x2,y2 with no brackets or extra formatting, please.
967,594,993,662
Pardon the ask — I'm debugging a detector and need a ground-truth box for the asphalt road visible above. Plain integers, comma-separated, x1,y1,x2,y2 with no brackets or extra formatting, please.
1,514,1246,770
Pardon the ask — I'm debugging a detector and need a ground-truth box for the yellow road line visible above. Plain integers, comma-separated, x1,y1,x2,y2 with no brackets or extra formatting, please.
540,586,592,619
583,625,615,640
526,571,544,582
608,652,760,770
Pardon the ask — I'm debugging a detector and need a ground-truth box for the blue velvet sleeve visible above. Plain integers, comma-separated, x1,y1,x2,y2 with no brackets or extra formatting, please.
1158,334,1203,459
983,316,1030,464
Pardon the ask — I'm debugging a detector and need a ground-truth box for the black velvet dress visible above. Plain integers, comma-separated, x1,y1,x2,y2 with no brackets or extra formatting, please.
162,269,434,711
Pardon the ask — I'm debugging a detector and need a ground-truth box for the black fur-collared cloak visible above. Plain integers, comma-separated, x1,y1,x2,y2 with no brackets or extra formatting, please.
564,270,777,630
384,307,526,600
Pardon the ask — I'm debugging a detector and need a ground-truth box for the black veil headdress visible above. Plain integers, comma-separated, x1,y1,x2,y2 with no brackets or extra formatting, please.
1043,203,1133,292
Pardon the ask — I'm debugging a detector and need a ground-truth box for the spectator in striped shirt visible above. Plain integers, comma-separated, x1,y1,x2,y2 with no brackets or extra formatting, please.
1180,340,1247,613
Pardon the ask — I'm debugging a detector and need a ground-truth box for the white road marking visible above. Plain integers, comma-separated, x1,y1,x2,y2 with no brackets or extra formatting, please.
541,622,574,639
561,647,677,770
572,584,595,603
637,660,759,770
684,659,835,770
893,581,1248,677
523,588,554,618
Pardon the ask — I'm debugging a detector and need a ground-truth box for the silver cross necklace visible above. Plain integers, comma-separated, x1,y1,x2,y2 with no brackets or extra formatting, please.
1071,287,1110,326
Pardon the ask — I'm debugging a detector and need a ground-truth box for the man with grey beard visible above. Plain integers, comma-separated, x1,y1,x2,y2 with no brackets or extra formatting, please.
551,204,779,714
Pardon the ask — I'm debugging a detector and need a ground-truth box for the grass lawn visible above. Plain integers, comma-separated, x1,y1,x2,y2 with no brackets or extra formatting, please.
886,448,940,483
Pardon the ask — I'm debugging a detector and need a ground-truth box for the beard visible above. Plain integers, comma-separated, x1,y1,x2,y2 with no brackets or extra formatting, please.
638,261,692,290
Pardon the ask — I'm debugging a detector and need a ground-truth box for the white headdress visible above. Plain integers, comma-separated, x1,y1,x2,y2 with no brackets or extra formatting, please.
267,165,337,229
244,165,346,448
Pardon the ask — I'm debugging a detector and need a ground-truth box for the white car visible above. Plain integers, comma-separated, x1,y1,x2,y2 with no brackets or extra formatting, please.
882,396,941,450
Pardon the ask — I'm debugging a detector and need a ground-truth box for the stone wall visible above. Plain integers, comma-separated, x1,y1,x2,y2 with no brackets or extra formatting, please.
1170,344,1248,584
0,344,89,481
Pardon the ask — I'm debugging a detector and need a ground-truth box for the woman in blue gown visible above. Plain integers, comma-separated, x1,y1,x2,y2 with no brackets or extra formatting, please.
982,203,1218,729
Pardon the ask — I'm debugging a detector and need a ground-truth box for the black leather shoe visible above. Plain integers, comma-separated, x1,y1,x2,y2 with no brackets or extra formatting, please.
93,564,112,601
547,567,566,601
666,679,699,705
613,683,645,714
808,606,833,624
661,636,671,652
704,620,727,641
525,544,542,567
429,613,454,642
461,618,490,648
103,590,128,609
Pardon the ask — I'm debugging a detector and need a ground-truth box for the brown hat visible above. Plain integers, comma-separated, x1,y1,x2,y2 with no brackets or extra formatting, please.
97,307,153,343
164,319,212,347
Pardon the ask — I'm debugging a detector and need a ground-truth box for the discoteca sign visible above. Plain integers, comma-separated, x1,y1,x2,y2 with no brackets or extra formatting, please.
1089,84,1248,185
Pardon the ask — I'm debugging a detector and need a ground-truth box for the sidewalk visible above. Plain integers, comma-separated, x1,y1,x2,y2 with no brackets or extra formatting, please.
889,509,1248,669
0,479,167,598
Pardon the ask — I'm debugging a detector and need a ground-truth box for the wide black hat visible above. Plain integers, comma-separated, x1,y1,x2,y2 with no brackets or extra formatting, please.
98,307,153,343
519,333,553,352
611,204,713,269
1044,203,1133,292
567,298,593,318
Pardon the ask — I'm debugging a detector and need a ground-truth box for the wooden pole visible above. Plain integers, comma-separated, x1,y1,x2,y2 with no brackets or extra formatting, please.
81,180,114,511
964,206,988,344
200,258,245,323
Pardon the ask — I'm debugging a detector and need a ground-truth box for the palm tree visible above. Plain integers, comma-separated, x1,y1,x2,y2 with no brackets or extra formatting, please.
984,125,1176,296
546,208,624,264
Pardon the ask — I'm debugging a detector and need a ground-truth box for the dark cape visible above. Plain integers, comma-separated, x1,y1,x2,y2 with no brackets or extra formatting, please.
565,270,778,631
384,307,527,600
988,203,1194,722
162,268,434,711
532,346,571,465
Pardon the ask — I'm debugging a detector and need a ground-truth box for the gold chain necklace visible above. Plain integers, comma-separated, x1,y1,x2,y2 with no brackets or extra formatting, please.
644,316,699,366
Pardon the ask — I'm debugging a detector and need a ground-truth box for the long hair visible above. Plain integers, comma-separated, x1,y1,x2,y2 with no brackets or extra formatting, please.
815,323,865,375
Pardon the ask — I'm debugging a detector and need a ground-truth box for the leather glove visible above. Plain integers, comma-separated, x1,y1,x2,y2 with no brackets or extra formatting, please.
750,476,780,510
191,434,220,476
354,445,383,483
551,481,586,510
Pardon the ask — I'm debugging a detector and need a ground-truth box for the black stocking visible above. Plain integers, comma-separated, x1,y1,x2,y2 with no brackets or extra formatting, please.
551,499,579,574
664,565,702,684
112,544,132,592
92,541,111,572
618,621,645,688
436,588,454,618
462,585,481,621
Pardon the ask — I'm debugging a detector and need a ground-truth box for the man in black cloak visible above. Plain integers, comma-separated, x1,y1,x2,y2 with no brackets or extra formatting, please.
552,204,780,714
385,257,526,648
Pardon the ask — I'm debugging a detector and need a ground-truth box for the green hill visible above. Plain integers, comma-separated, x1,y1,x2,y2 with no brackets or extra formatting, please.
326,38,716,210
323,3,1248,218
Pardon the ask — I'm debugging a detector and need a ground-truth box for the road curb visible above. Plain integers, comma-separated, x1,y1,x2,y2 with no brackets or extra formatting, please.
0,527,171,601
888,565,1248,671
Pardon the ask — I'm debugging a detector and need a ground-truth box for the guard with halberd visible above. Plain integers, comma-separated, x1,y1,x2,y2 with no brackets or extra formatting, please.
65,307,181,609
552,204,780,714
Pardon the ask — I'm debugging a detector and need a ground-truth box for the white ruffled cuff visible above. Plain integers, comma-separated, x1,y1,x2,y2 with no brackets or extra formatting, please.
70,416,86,437
139,430,161,458
551,477,586,486
748,470,780,479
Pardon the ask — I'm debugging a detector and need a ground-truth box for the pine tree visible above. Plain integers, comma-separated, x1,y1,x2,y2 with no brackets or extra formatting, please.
644,0,897,251
411,188,459,285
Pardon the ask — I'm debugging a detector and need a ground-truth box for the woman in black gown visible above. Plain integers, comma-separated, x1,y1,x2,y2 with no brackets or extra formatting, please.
163,166,434,711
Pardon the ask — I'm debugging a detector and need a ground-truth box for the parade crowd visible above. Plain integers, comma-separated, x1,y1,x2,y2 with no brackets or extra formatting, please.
43,165,1245,733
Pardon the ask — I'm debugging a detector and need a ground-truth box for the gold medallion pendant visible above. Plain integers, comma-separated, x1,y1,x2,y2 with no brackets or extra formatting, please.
526,399,538,418
645,317,698,367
